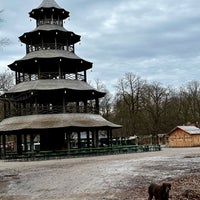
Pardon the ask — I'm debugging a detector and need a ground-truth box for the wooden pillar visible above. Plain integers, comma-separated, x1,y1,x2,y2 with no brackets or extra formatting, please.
107,130,110,147
15,71,18,84
86,131,90,148
94,130,99,147
76,102,79,113
17,134,22,155
67,133,71,151
38,64,41,79
41,37,44,49
95,98,99,114
24,134,28,152
77,131,81,148
30,134,34,152
2,135,6,158
58,62,61,79
75,70,78,80
93,131,96,147
84,70,87,82
23,72,25,81
3,101,6,118
84,101,87,113
29,73,31,81
8,102,11,117
91,131,95,148
110,129,113,147
55,37,57,49
63,94,66,113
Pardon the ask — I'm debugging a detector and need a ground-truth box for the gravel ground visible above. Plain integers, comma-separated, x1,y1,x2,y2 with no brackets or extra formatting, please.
0,147,200,200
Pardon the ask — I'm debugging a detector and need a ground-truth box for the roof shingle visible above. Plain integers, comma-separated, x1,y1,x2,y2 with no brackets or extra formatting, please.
0,113,122,132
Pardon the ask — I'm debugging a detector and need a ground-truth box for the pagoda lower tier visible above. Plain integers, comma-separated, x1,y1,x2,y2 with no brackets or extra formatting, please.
0,113,121,155
3,79,105,118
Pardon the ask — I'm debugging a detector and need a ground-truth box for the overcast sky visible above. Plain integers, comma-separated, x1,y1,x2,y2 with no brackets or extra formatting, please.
1,0,200,94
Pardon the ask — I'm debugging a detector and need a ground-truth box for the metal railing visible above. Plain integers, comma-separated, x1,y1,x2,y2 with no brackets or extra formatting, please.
26,43,74,53
5,105,98,118
16,72,86,83
37,19,63,27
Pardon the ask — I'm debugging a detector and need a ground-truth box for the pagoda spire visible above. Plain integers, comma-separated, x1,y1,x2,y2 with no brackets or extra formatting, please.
37,0,62,9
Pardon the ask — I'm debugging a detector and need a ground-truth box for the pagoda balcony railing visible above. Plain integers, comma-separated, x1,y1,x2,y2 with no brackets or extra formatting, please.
37,19,63,27
5,105,99,118
16,72,86,84
27,43,74,53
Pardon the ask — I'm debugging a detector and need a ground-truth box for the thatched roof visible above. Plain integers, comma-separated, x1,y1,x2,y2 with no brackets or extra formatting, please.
0,113,122,132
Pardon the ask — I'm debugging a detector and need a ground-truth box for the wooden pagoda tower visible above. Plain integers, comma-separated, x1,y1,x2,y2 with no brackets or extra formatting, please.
0,0,121,157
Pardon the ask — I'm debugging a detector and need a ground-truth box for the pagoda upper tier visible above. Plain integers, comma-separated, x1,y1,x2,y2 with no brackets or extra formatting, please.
20,0,80,51
8,0,92,81
29,0,69,20
19,26,81,48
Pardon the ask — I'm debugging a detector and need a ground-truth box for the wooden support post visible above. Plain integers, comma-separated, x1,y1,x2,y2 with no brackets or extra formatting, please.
92,131,95,148
95,130,99,147
96,98,99,114
63,95,66,113
107,130,110,147
24,134,28,152
30,134,34,152
17,134,22,155
77,131,81,148
86,131,90,148
110,129,113,147
67,133,71,151
1,135,6,158
84,70,87,82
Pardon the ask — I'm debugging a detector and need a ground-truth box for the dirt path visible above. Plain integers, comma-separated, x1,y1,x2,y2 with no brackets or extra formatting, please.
0,147,200,199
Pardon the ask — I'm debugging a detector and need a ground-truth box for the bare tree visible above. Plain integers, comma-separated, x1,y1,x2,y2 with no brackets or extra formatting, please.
112,73,200,143
178,81,200,124
92,79,113,119
0,70,14,121
0,70,14,92
142,82,171,143
114,73,146,136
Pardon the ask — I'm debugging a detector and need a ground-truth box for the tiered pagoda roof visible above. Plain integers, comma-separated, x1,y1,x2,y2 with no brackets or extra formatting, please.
0,0,121,155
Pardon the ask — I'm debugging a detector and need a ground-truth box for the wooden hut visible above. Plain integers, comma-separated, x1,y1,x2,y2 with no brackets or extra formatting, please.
0,0,121,158
168,126,200,147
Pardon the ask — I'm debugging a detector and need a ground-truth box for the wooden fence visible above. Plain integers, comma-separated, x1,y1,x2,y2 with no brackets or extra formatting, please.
3,145,161,161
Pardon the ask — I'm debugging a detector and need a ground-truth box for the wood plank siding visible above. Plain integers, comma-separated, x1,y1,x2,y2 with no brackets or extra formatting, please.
168,126,200,147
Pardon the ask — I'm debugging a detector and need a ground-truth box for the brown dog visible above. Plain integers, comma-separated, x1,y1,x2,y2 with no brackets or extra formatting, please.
148,183,171,200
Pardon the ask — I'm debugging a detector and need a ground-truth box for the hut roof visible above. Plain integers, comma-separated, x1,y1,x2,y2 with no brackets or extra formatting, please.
169,126,200,135
0,113,122,132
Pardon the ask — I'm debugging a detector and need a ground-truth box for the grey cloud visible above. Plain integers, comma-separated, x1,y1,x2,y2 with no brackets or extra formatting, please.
1,0,200,93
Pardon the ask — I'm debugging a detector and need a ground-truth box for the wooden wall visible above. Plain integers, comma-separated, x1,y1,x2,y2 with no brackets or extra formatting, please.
168,129,200,147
